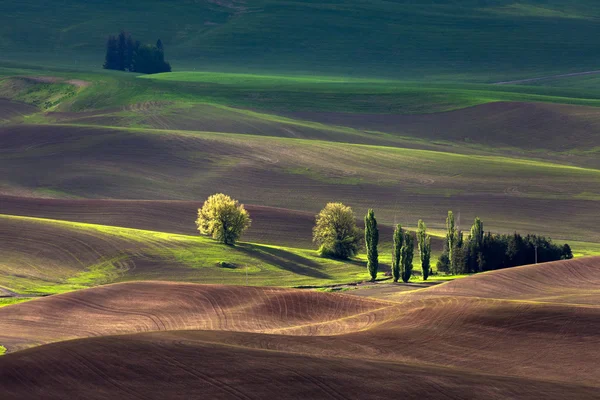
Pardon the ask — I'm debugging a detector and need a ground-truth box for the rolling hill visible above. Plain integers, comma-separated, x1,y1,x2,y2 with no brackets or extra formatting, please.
0,213,385,294
3,1,600,79
1,258,599,399
1,123,598,244
2,1,600,398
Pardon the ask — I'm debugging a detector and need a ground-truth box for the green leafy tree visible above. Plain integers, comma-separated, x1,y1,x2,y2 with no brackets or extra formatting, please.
392,224,404,282
313,203,362,259
365,209,379,281
436,253,450,274
417,220,432,280
196,193,251,245
401,232,415,283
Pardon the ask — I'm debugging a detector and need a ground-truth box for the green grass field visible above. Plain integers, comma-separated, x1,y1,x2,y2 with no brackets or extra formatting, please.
0,214,381,294
7,67,600,116
3,1,600,79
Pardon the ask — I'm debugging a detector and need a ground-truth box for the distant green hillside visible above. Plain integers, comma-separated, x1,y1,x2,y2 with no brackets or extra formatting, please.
3,1,600,79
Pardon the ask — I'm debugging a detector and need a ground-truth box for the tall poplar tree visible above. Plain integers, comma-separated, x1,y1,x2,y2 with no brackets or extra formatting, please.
392,224,403,283
417,220,432,280
469,217,484,272
446,211,457,265
401,232,415,283
364,209,379,282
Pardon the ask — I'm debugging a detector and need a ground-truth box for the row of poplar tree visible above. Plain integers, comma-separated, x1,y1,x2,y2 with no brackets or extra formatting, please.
312,203,572,283
365,209,431,283
103,31,172,74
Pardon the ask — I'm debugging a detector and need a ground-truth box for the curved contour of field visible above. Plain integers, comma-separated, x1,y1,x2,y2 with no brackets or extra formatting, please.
1,258,600,393
290,101,600,163
2,124,600,243
0,282,396,352
2,330,598,400
0,214,377,293
416,256,600,305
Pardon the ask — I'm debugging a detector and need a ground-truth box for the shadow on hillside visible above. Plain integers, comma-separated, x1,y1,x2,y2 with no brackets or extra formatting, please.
236,244,330,279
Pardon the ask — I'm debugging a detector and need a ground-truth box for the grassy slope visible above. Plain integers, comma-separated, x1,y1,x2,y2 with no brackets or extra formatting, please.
0,214,382,294
3,1,600,79
7,67,600,115
3,68,600,169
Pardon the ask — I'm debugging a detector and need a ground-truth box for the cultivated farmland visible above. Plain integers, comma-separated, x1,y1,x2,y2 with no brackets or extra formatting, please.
1,1,600,398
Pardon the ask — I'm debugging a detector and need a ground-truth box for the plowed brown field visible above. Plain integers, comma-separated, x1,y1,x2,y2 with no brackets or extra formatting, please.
0,99,37,123
1,258,599,399
290,101,600,167
2,331,598,400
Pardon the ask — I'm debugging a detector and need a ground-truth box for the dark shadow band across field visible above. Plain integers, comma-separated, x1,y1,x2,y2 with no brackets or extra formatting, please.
236,243,330,279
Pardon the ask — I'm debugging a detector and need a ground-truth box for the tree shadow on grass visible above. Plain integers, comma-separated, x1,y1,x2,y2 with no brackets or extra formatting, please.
236,243,331,279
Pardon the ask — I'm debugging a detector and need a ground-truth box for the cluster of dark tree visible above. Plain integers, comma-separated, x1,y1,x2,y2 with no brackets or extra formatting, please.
103,31,171,74
437,211,573,275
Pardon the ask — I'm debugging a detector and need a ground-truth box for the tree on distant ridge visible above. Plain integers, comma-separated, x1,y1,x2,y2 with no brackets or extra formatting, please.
117,31,128,71
133,44,171,74
103,32,171,74
103,35,119,70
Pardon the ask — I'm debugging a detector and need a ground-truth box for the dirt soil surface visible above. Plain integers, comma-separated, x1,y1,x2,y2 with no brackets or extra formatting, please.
0,99,37,122
1,257,599,399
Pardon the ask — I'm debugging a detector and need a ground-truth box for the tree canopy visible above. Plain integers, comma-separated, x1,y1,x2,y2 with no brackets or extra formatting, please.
196,193,251,245
365,209,379,281
313,203,362,259
104,31,171,74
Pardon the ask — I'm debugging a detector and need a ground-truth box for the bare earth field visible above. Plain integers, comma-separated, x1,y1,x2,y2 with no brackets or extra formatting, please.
1,258,599,399
290,101,600,155
0,99,37,124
